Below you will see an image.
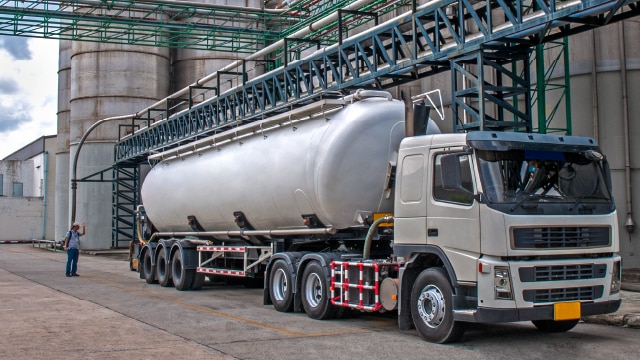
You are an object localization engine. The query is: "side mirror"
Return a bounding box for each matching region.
[440,153,473,195]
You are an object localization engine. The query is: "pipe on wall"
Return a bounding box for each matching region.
[618,22,635,233]
[591,30,600,142]
[41,151,48,240]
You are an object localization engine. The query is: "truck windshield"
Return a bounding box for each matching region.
[476,149,612,209]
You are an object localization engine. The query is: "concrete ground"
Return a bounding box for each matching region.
[581,268,640,328]
[1,244,638,360]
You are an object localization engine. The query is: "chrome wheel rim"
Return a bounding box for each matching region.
[416,285,445,328]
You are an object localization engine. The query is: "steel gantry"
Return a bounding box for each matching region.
[0,0,403,52]
[115,0,640,162]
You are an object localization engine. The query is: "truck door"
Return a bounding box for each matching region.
[426,149,480,283]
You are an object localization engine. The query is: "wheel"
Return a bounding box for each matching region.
[172,252,194,291]
[269,260,294,312]
[157,249,173,287]
[191,272,205,290]
[532,319,579,333]
[301,261,336,319]
[142,250,157,284]
[411,267,465,343]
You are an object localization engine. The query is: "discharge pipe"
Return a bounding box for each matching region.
[363,215,393,259]
[618,22,635,233]
[70,115,135,226]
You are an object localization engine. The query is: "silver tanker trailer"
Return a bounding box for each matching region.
[133,90,621,343]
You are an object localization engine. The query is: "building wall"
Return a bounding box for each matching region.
[0,136,57,240]
[0,197,45,241]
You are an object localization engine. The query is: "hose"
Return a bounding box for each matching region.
[362,215,394,259]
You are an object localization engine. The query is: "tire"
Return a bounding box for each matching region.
[157,250,173,287]
[269,260,294,312]
[532,319,579,333]
[142,250,157,284]
[301,261,336,319]
[411,267,465,343]
[172,252,195,291]
[191,272,205,290]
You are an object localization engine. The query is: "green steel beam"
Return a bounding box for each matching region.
[0,0,408,52]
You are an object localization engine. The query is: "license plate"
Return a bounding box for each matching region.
[554,302,581,321]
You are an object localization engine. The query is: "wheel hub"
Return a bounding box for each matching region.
[416,285,445,328]
[272,268,288,301]
[305,273,322,308]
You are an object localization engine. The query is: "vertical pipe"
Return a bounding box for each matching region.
[618,22,635,233]
[563,36,572,135]
[41,151,48,240]
[535,44,546,134]
[591,30,600,141]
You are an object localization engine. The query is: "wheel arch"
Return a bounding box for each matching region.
[397,245,459,331]
[170,240,199,270]
[264,252,304,307]
[140,242,158,266]
[294,253,341,313]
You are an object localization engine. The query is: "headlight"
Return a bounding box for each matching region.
[494,266,513,300]
[610,261,621,294]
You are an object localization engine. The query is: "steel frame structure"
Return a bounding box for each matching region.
[0,0,403,52]
[116,0,640,161]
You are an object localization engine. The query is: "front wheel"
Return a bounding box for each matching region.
[301,261,337,320]
[269,260,294,312]
[532,319,579,333]
[411,267,465,343]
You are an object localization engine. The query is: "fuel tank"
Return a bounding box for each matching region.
[141,95,405,233]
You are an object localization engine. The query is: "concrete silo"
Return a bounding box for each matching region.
[171,0,265,109]
[55,39,72,242]
[69,41,170,249]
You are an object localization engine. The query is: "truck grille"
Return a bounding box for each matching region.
[512,226,610,249]
[519,264,607,282]
[523,286,603,303]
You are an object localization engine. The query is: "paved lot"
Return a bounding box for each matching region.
[1,244,639,360]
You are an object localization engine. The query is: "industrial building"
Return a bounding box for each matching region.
[0,0,638,267]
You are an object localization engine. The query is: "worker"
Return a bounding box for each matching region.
[64,222,86,277]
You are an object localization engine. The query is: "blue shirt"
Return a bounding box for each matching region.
[66,230,81,249]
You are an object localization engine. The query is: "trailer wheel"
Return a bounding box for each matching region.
[301,261,336,319]
[157,250,173,287]
[269,260,294,312]
[142,250,156,284]
[172,253,194,291]
[532,319,579,333]
[411,267,465,343]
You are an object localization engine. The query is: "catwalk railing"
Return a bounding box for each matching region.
[115,0,640,161]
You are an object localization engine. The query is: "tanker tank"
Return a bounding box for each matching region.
[141,95,407,235]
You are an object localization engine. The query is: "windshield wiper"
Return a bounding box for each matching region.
[569,195,609,211]
[510,194,542,212]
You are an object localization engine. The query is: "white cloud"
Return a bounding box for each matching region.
[0,37,58,159]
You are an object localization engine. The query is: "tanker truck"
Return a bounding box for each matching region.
[132,89,621,343]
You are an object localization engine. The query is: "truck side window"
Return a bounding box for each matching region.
[400,154,425,203]
[433,153,473,205]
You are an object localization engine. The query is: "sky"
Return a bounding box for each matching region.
[0,36,59,159]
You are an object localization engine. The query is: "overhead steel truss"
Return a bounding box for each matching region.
[115,0,640,161]
[0,0,403,52]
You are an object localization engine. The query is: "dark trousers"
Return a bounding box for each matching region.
[66,248,79,275]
